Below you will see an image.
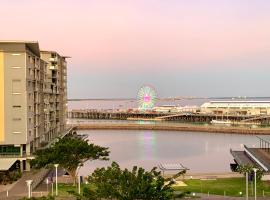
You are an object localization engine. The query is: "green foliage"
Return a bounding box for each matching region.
[31,136,109,183]
[236,164,264,181]
[81,162,174,200]
[0,169,22,184]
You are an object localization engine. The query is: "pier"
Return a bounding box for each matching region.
[68,109,270,124]
[68,109,167,120]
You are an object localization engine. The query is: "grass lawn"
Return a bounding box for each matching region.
[52,178,270,198]
[174,178,270,197]
[49,183,89,198]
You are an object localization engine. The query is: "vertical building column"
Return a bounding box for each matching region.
[0,52,4,142]
[20,160,24,172]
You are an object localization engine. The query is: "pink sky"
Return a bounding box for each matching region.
[1,0,270,97]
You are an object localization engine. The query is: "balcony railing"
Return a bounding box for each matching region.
[49,65,58,70]
[0,152,32,158]
[49,57,58,62]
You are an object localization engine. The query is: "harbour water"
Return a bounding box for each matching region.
[72,98,269,176]
[78,130,260,176]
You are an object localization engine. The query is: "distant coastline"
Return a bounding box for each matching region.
[68,97,270,101]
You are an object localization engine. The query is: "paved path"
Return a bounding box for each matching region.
[184,172,242,179]
[0,169,50,200]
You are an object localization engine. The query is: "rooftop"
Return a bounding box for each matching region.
[210,101,270,103]
[230,150,259,167]
[0,40,40,56]
[201,101,270,108]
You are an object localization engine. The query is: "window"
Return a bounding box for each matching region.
[13,105,21,108]
[0,146,20,155]
[13,118,21,121]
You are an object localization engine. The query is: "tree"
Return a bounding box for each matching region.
[236,164,264,181]
[81,162,176,200]
[31,136,109,184]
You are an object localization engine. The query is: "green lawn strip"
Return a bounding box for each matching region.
[52,179,270,198]
[51,183,88,197]
[174,178,270,197]
[57,184,76,197]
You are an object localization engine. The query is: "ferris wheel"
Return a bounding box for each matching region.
[137,85,157,110]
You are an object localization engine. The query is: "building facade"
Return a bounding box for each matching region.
[41,51,68,144]
[201,101,270,116]
[153,105,199,113]
[0,41,68,171]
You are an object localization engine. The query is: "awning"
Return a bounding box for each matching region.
[0,158,18,170]
[159,163,189,171]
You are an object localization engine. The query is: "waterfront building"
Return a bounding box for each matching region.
[201,101,270,116]
[153,105,199,113]
[0,41,68,171]
[231,136,270,178]
[40,51,68,142]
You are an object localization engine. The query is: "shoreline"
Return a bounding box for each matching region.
[71,122,270,135]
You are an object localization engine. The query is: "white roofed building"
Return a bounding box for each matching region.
[200,101,270,116]
[153,105,199,113]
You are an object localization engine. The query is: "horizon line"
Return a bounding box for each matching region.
[68,96,270,101]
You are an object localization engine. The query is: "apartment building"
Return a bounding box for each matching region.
[0,41,68,171]
[41,51,67,144]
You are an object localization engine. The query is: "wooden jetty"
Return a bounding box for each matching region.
[68,109,166,120]
[68,109,270,124]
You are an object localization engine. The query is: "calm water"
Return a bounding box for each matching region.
[73,98,269,176]
[78,130,260,176]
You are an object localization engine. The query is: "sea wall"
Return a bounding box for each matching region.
[71,123,270,135]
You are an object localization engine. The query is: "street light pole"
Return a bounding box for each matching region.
[253,168,258,200]
[246,172,248,200]
[54,164,59,196]
[78,175,81,194]
[26,180,33,198]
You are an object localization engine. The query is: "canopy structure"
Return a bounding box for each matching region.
[158,163,189,175]
[0,158,18,171]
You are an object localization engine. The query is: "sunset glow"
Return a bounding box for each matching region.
[1,0,270,98]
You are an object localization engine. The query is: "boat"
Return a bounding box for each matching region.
[210,120,232,125]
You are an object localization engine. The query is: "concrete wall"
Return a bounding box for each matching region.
[0,52,4,143]
[3,52,27,145]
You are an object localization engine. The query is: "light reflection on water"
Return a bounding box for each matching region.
[138,132,157,160]
[79,130,259,176]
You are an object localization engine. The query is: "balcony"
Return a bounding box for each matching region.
[0,152,33,158]
[49,65,58,70]
[52,73,58,78]
[49,57,58,62]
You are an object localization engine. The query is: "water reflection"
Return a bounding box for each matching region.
[138,131,157,160]
[79,130,259,176]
